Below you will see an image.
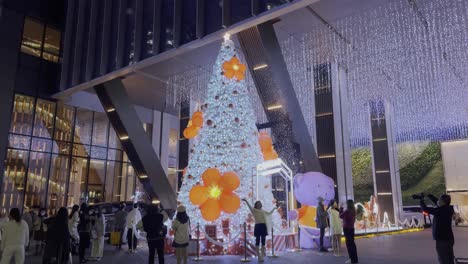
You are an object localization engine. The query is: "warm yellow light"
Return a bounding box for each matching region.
[223,33,231,40]
[267,105,282,110]
[208,185,222,199]
[139,175,148,179]
[233,64,239,71]
[120,135,129,140]
[152,199,160,204]
[254,64,268,70]
[106,108,115,113]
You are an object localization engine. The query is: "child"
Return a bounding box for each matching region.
[242,199,277,262]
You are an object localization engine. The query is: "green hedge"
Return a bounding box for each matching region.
[351,148,374,203]
[399,142,441,190]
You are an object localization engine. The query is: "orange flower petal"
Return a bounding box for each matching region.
[200,198,221,221]
[231,57,240,65]
[189,185,209,206]
[224,69,235,79]
[220,192,240,214]
[239,63,246,72]
[202,168,221,185]
[220,171,240,191]
[222,61,232,71]
[235,72,245,81]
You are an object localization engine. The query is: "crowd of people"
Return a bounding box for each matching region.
[0,203,189,264]
[0,193,455,264]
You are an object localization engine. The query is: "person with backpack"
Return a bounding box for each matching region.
[0,208,29,264]
[142,204,166,264]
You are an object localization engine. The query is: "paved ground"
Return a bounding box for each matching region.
[25,227,468,264]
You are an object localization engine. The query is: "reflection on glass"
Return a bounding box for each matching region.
[106,161,121,202]
[20,18,44,58]
[91,146,107,159]
[92,112,109,147]
[107,148,123,161]
[88,159,105,204]
[43,27,61,63]
[24,152,50,209]
[142,0,154,58]
[1,149,28,214]
[125,164,136,201]
[160,0,175,51]
[53,141,71,155]
[72,144,91,157]
[54,104,75,142]
[31,138,52,152]
[8,134,31,150]
[74,109,93,145]
[108,127,121,149]
[181,0,196,45]
[10,94,35,135]
[68,157,88,206]
[48,155,69,211]
[33,99,56,138]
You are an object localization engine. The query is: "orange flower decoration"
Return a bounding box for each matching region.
[189,168,241,221]
[222,56,246,81]
[258,132,279,160]
[183,111,204,139]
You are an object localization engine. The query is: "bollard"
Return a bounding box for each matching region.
[240,222,251,262]
[193,223,203,261]
[269,227,278,258]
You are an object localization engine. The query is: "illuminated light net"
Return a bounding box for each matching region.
[167,0,468,152]
[176,37,282,239]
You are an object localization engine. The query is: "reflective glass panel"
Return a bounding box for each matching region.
[8,134,31,150]
[33,99,56,138]
[72,144,91,158]
[160,0,175,51]
[91,146,107,160]
[68,157,88,206]
[54,104,75,142]
[48,154,70,211]
[53,141,71,155]
[74,109,93,145]
[31,137,53,152]
[181,0,196,44]
[106,161,122,202]
[1,149,29,214]
[21,18,44,58]
[88,159,105,204]
[92,112,109,147]
[10,94,35,135]
[24,151,50,209]
[43,26,61,63]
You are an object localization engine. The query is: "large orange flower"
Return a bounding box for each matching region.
[222,56,246,81]
[189,168,241,221]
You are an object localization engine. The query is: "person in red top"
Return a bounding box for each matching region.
[340,199,359,264]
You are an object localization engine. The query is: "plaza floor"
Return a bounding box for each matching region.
[25,227,468,264]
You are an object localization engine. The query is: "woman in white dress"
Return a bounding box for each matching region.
[90,207,106,261]
[328,200,343,256]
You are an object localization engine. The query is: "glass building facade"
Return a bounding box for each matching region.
[2,94,152,215]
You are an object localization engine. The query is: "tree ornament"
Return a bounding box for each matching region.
[222,57,247,81]
[207,119,213,126]
[228,103,234,108]
[189,168,241,221]
[234,117,239,123]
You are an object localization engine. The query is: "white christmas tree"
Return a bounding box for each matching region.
[178,35,282,239]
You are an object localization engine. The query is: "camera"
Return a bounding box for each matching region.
[412,192,425,200]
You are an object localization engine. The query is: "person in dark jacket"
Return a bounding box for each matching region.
[78,203,91,263]
[316,197,329,252]
[114,203,128,250]
[43,207,71,264]
[340,199,358,264]
[142,204,165,264]
[420,194,455,264]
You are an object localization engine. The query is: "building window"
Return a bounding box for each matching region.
[1,94,143,215]
[20,17,61,63]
